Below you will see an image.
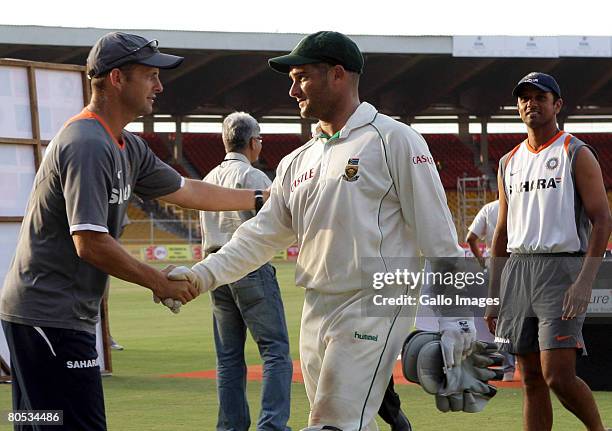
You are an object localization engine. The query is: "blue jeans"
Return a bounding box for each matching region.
[211,263,292,431]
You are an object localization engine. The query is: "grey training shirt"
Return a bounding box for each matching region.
[0,109,182,333]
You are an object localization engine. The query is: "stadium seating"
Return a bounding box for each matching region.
[476,133,612,188]
[179,133,303,177]
[422,134,483,189]
[181,133,227,177]
[259,134,304,168]
[138,132,172,162]
[473,133,524,169]
[120,132,612,245]
[574,134,612,188]
[136,131,612,189]
[172,132,484,188]
[121,203,188,244]
[169,162,190,178]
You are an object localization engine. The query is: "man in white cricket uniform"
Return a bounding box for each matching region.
[169,32,475,430]
[486,72,611,431]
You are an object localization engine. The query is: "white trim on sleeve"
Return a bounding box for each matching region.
[180,176,186,188]
[70,224,109,234]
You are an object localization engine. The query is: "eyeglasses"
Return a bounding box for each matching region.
[252,136,263,143]
[89,39,159,78]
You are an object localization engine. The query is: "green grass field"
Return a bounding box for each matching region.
[0,261,609,430]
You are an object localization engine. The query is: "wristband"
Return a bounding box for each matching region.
[254,189,264,213]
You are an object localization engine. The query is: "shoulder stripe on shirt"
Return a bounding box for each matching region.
[504,143,522,168]
[563,134,572,155]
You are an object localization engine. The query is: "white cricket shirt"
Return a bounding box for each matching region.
[196,102,463,293]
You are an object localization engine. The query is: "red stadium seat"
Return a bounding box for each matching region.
[422,134,483,189]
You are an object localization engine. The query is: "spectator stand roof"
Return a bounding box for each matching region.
[1,25,611,123]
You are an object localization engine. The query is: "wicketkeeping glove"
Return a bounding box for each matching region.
[167,265,213,293]
[435,340,503,412]
[154,265,214,314]
[401,330,503,413]
[439,317,476,369]
[153,294,182,314]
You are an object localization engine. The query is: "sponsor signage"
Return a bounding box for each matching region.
[588,289,612,315]
[454,36,611,58]
[558,36,611,57]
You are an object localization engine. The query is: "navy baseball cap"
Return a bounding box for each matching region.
[512,72,561,98]
[269,31,364,74]
[87,32,184,78]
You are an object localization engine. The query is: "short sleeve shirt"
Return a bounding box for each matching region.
[467,200,499,255]
[0,109,182,333]
[200,152,272,253]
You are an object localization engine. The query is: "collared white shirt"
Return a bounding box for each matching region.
[200,152,271,254]
[200,103,463,293]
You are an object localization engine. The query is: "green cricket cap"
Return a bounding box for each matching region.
[268,31,364,74]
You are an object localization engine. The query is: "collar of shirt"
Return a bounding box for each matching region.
[223,152,251,164]
[312,102,378,143]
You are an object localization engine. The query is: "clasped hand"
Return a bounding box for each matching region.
[152,265,202,314]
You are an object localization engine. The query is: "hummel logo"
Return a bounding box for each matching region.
[354,331,378,342]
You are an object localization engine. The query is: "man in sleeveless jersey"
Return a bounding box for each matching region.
[0,32,265,430]
[485,72,611,431]
[165,31,476,431]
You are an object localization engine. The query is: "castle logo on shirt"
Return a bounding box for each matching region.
[342,158,360,182]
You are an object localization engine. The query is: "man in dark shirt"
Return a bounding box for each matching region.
[0,32,263,430]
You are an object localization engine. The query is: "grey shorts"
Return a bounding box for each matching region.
[495,253,587,355]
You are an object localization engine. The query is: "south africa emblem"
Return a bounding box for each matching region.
[342,158,360,182]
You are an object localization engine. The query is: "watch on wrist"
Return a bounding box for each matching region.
[254,189,264,213]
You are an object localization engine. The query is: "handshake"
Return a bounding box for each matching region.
[152,265,213,314]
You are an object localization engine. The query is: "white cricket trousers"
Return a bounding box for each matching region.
[299,288,414,431]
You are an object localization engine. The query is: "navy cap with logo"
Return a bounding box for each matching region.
[268,31,364,74]
[87,32,184,78]
[512,72,561,98]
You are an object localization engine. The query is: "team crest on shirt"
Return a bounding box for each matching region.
[342,158,360,182]
[545,157,559,170]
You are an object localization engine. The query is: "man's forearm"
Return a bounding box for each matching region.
[467,238,485,268]
[164,179,258,211]
[469,243,483,260]
[76,233,164,292]
[577,219,612,284]
[487,231,509,306]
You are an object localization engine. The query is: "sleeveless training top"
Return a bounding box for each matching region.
[500,131,593,254]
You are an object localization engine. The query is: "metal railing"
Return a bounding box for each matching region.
[120,218,202,244]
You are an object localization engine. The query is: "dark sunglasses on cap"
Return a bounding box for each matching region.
[88,39,160,78]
